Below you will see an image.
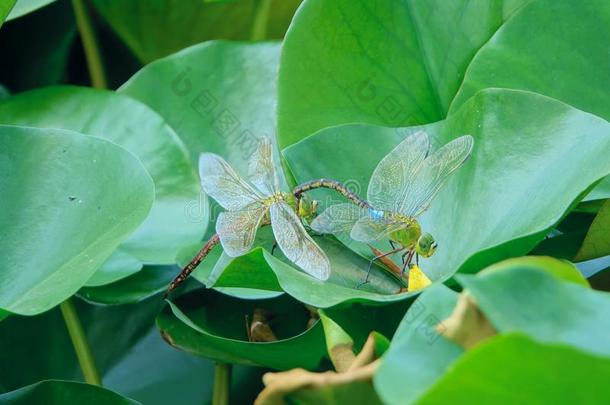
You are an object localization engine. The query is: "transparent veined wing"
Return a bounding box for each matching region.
[248,137,280,195]
[310,203,367,234]
[400,135,474,217]
[199,153,262,210]
[216,202,268,257]
[270,202,330,280]
[367,131,429,212]
[350,212,409,243]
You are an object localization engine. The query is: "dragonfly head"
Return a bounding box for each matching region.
[416,233,437,258]
[297,195,319,221]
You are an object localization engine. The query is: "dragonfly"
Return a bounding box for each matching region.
[166,137,330,295]
[310,131,474,285]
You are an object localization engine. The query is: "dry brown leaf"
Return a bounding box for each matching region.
[255,360,380,405]
[255,333,382,405]
[247,308,277,342]
[436,292,497,348]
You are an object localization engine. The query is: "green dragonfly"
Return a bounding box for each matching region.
[166,137,329,295]
[311,131,474,284]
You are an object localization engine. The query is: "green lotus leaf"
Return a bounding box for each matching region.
[119,41,281,173]
[480,256,588,287]
[0,380,140,404]
[84,249,143,288]
[0,125,154,315]
[450,0,610,200]
[417,334,610,404]
[204,236,408,308]
[278,0,610,200]
[277,0,529,148]
[456,263,610,357]
[0,86,206,265]
[284,89,610,294]
[157,289,328,370]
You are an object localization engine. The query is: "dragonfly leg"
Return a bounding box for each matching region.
[416,253,419,266]
[357,246,404,289]
[401,250,415,275]
[389,240,397,250]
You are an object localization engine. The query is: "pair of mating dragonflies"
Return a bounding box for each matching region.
[166,131,473,294]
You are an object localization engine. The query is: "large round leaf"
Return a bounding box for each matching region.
[0,86,206,265]
[0,380,140,404]
[452,0,610,128]
[451,0,610,200]
[418,333,610,404]
[277,0,528,148]
[0,126,154,315]
[278,0,610,200]
[119,40,281,172]
[84,249,143,287]
[92,0,301,63]
[457,263,610,357]
[157,289,328,370]
[284,89,610,289]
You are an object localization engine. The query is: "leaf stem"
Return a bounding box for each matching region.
[212,362,232,405]
[71,0,107,89]
[250,0,272,41]
[60,298,102,386]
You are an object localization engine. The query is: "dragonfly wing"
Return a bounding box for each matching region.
[199,153,262,210]
[350,214,407,243]
[310,203,367,234]
[367,131,429,212]
[270,202,331,280]
[248,137,280,195]
[401,135,474,217]
[216,202,267,257]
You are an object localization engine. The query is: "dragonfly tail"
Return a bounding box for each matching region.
[164,233,221,298]
[292,178,371,208]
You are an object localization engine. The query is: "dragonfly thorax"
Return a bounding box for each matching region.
[264,192,290,206]
[390,220,422,249]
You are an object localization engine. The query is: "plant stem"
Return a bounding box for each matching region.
[212,362,232,405]
[60,298,102,386]
[250,0,272,41]
[71,0,107,89]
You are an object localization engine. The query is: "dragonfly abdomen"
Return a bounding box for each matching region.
[293,178,370,208]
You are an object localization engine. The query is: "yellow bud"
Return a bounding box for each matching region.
[407,264,432,292]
